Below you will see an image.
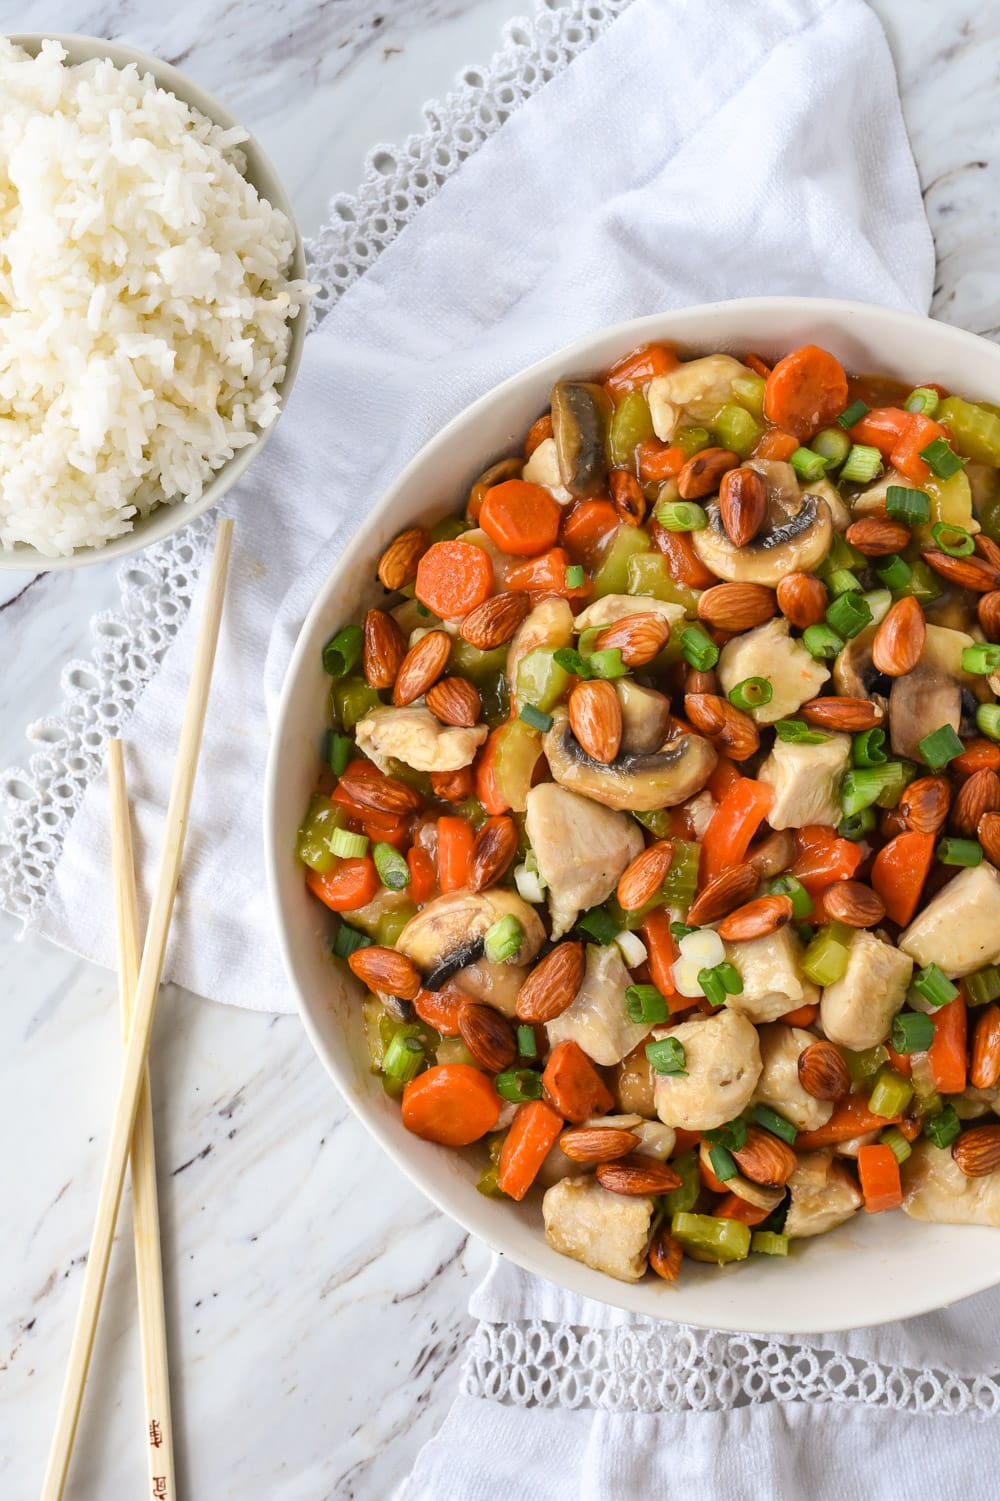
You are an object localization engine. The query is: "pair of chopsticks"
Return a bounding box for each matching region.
[41,519,235,1501]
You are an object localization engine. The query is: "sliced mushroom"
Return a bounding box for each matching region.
[507,596,574,696]
[902,1138,1000,1226]
[615,680,673,754]
[692,459,833,585]
[396,889,545,983]
[453,957,529,1018]
[888,623,977,763]
[610,1040,658,1117]
[551,381,612,497]
[542,707,717,812]
[784,1150,862,1239]
[647,354,753,440]
[832,622,891,702]
[355,706,488,773]
[805,476,850,531]
[525,783,643,938]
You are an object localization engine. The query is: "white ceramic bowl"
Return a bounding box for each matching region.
[265,297,1000,1333]
[1,34,307,572]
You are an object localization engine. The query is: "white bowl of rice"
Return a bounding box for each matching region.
[0,35,311,568]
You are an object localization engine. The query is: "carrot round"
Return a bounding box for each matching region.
[401,1064,501,1146]
[857,1143,903,1214]
[890,413,948,484]
[742,352,772,379]
[849,406,912,455]
[699,1153,730,1195]
[412,985,464,1036]
[781,1002,819,1028]
[305,858,379,912]
[871,830,935,926]
[604,342,678,401]
[407,845,436,904]
[479,479,561,556]
[753,427,800,461]
[928,995,967,1095]
[636,438,686,482]
[497,1099,564,1201]
[436,815,474,893]
[790,831,863,894]
[525,413,553,457]
[794,1095,899,1150]
[541,1040,613,1123]
[560,498,620,568]
[952,739,1000,776]
[415,539,494,620]
[763,344,849,439]
[649,521,718,589]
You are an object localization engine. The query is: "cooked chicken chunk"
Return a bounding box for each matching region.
[355,706,487,773]
[753,1023,834,1133]
[526,783,643,939]
[573,594,687,633]
[724,928,820,1025]
[546,942,649,1066]
[506,596,574,698]
[819,929,912,1051]
[653,1008,762,1131]
[542,1175,654,1282]
[902,1139,1000,1225]
[757,733,851,830]
[521,435,574,504]
[647,355,753,441]
[718,618,830,725]
[899,863,1000,978]
[784,1150,862,1238]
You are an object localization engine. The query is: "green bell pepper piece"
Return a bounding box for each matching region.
[660,839,701,908]
[843,1044,888,1086]
[448,638,509,684]
[625,551,701,614]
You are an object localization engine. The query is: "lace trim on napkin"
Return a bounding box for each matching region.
[0,0,630,923]
[461,1318,1000,1418]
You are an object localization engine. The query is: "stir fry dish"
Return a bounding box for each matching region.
[298,340,1000,1284]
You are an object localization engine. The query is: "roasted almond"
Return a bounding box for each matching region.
[799,696,884,731]
[978,810,1000,866]
[684,692,759,761]
[900,775,952,835]
[923,549,1000,593]
[716,894,793,942]
[719,465,768,547]
[337,765,423,814]
[821,880,886,928]
[845,515,911,557]
[975,533,1000,570]
[569,679,622,763]
[429,766,474,803]
[596,1154,682,1196]
[977,590,1000,643]
[952,1124,1000,1178]
[468,456,523,516]
[732,1125,798,1187]
[348,945,422,1000]
[559,1126,640,1163]
[872,596,926,677]
[676,446,739,500]
[970,1005,1000,1090]
[697,581,777,632]
[362,607,408,690]
[797,1040,851,1102]
[460,590,531,650]
[516,941,585,1023]
[426,676,482,728]
[776,571,828,629]
[746,829,797,880]
[393,630,452,706]
[609,468,646,525]
[617,840,675,912]
[684,666,718,696]
[377,526,430,591]
[467,815,518,893]
[458,1001,517,1073]
[594,612,671,667]
[648,1226,683,1282]
[952,768,1000,837]
[686,861,759,926]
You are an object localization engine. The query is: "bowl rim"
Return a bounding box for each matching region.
[264,296,1000,1331]
[0,32,308,573]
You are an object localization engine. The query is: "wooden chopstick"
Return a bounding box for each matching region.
[41,518,234,1501]
[107,738,176,1500]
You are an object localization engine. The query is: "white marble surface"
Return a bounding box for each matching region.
[3,2,1000,1497]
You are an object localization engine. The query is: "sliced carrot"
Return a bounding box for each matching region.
[951,739,1000,776]
[649,520,718,589]
[706,756,742,801]
[407,846,436,904]
[503,546,591,598]
[560,498,620,568]
[525,412,553,457]
[671,1128,702,1154]
[753,427,800,461]
[636,438,686,482]
[641,908,688,1009]
[790,831,863,895]
[712,1193,773,1227]
[763,344,849,439]
[437,815,474,893]
[699,1154,730,1195]
[781,1002,819,1028]
[305,858,379,913]
[743,352,772,378]
[429,766,475,803]
[849,406,912,456]
[479,479,562,556]
[871,830,935,926]
[604,342,678,401]
[700,778,774,886]
[884,1040,913,1080]
[794,1095,900,1150]
[542,1039,613,1123]
[497,1099,564,1201]
[928,995,967,1095]
[412,985,463,1036]
[890,413,948,485]
[415,539,494,620]
[857,1143,903,1213]
[474,726,510,816]
[401,1064,501,1146]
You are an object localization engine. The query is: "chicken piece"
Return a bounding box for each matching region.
[647,354,753,441]
[546,942,649,1067]
[525,783,643,939]
[355,706,487,773]
[542,1175,654,1282]
[902,1139,1000,1225]
[717,618,830,725]
[784,1150,862,1238]
[819,929,912,1051]
[684,790,717,840]
[724,928,820,1025]
[899,863,1000,978]
[521,435,575,504]
[752,1023,834,1133]
[573,594,687,633]
[757,733,851,831]
[506,596,575,700]
[653,1008,762,1131]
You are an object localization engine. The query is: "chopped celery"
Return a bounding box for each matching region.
[661,1149,700,1215]
[673,426,711,459]
[750,1231,789,1257]
[383,758,433,797]
[375,904,418,947]
[801,922,852,986]
[924,470,975,532]
[671,1212,751,1264]
[880,1126,913,1165]
[868,1063,914,1119]
[383,1030,425,1083]
[492,719,543,813]
[731,372,766,419]
[626,551,702,614]
[329,675,382,732]
[936,396,1000,467]
[660,839,701,908]
[295,794,347,874]
[476,1162,506,1198]
[843,1044,888,1086]
[895,557,942,605]
[711,403,762,458]
[633,808,673,839]
[436,1036,478,1067]
[812,426,852,467]
[362,997,389,1072]
[448,638,510,685]
[430,514,469,543]
[592,525,652,597]
[515,648,571,715]
[340,887,416,939]
[609,389,655,468]
[965,964,1000,1007]
[820,531,867,575]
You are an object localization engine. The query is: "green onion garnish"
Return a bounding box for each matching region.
[841,764,905,817]
[885,485,931,524]
[826,590,873,640]
[332,923,375,960]
[520,703,554,732]
[484,914,524,963]
[905,387,940,418]
[837,400,870,430]
[656,500,708,531]
[920,437,967,478]
[875,554,912,591]
[840,444,882,484]
[373,841,410,889]
[868,1064,914,1119]
[709,1144,738,1182]
[801,623,843,661]
[553,646,591,679]
[705,1118,749,1151]
[728,676,773,711]
[382,1031,425,1083]
[880,1126,913,1165]
[891,1011,935,1054]
[812,427,852,466]
[415,601,431,618]
[774,719,831,744]
[918,723,965,770]
[645,1035,688,1076]
[565,564,585,588]
[516,1024,538,1059]
[328,732,354,776]
[912,962,959,1009]
[976,704,1000,742]
[626,984,670,1024]
[698,967,727,1008]
[924,1104,961,1149]
[829,569,864,599]
[750,1104,798,1145]
[751,1230,790,1256]
[589,648,629,680]
[965,964,1000,1007]
[936,837,982,867]
[680,626,719,672]
[838,807,877,841]
[852,727,888,767]
[789,446,829,483]
[322,624,364,677]
[931,521,975,557]
[331,827,370,859]
[962,644,1000,675]
[670,921,697,940]
[768,875,814,920]
[577,906,621,945]
[495,1067,543,1103]
[716,962,743,994]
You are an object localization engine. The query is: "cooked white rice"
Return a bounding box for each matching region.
[0,38,310,556]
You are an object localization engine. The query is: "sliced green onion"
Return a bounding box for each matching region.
[709,1144,738,1182]
[965,964,1000,1007]
[322,624,364,677]
[962,644,1000,675]
[553,646,592,679]
[495,1067,543,1103]
[373,841,410,890]
[924,1104,961,1149]
[715,962,743,994]
[750,1104,798,1145]
[891,1011,936,1054]
[484,914,524,963]
[852,727,887,767]
[931,521,975,557]
[705,1118,749,1151]
[645,1035,688,1076]
[674,425,711,458]
[920,437,967,478]
[520,703,554,732]
[838,807,877,842]
[626,984,670,1024]
[840,444,882,484]
[837,399,870,429]
[841,764,904,816]
[655,500,708,531]
[671,1211,751,1264]
[937,837,982,867]
[332,923,375,960]
[698,967,727,1008]
[328,732,354,776]
[789,446,829,483]
[885,484,931,524]
[905,387,941,418]
[875,554,913,591]
[918,723,965,770]
[812,427,852,466]
[415,601,431,618]
[881,1126,913,1165]
[912,962,960,1008]
[565,564,585,588]
[751,1230,790,1256]
[875,761,915,809]
[382,1031,425,1083]
[589,648,629,680]
[826,590,873,640]
[774,719,831,744]
[331,827,370,859]
[577,906,621,945]
[828,568,863,598]
[868,1064,914,1119]
[976,704,1000,742]
[680,626,719,672]
[801,623,843,661]
[768,875,814,920]
[516,1024,538,1059]
[802,922,852,986]
[728,677,773,711]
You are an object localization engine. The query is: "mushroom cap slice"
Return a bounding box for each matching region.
[551,381,612,497]
[888,623,978,764]
[542,707,717,812]
[615,679,673,754]
[396,889,545,979]
[692,462,833,586]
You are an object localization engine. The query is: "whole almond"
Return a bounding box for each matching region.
[970,1005,1000,1089]
[923,550,1000,593]
[900,775,952,835]
[337,765,423,814]
[516,941,585,1023]
[686,862,759,926]
[978,811,1000,866]
[821,880,887,928]
[596,1154,682,1196]
[732,1125,798,1187]
[467,815,518,892]
[460,590,531,650]
[975,534,1000,570]
[393,630,452,706]
[872,596,926,677]
[952,768,1000,837]
[698,581,778,632]
[426,676,482,728]
[685,666,718,696]
[363,608,408,689]
[952,1124,1000,1178]
[617,840,676,912]
[845,515,912,557]
[797,1040,851,1102]
[429,767,473,803]
[746,829,797,880]
[559,1126,641,1163]
[716,894,793,941]
[609,468,646,526]
[977,590,1000,643]
[594,612,671,667]
[676,446,739,500]
[684,693,759,761]
[377,526,430,591]
[800,696,885,731]
[457,1001,517,1073]
[569,679,622,763]
[348,945,422,1000]
[777,571,828,629]
[719,466,768,547]
[648,1226,683,1282]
